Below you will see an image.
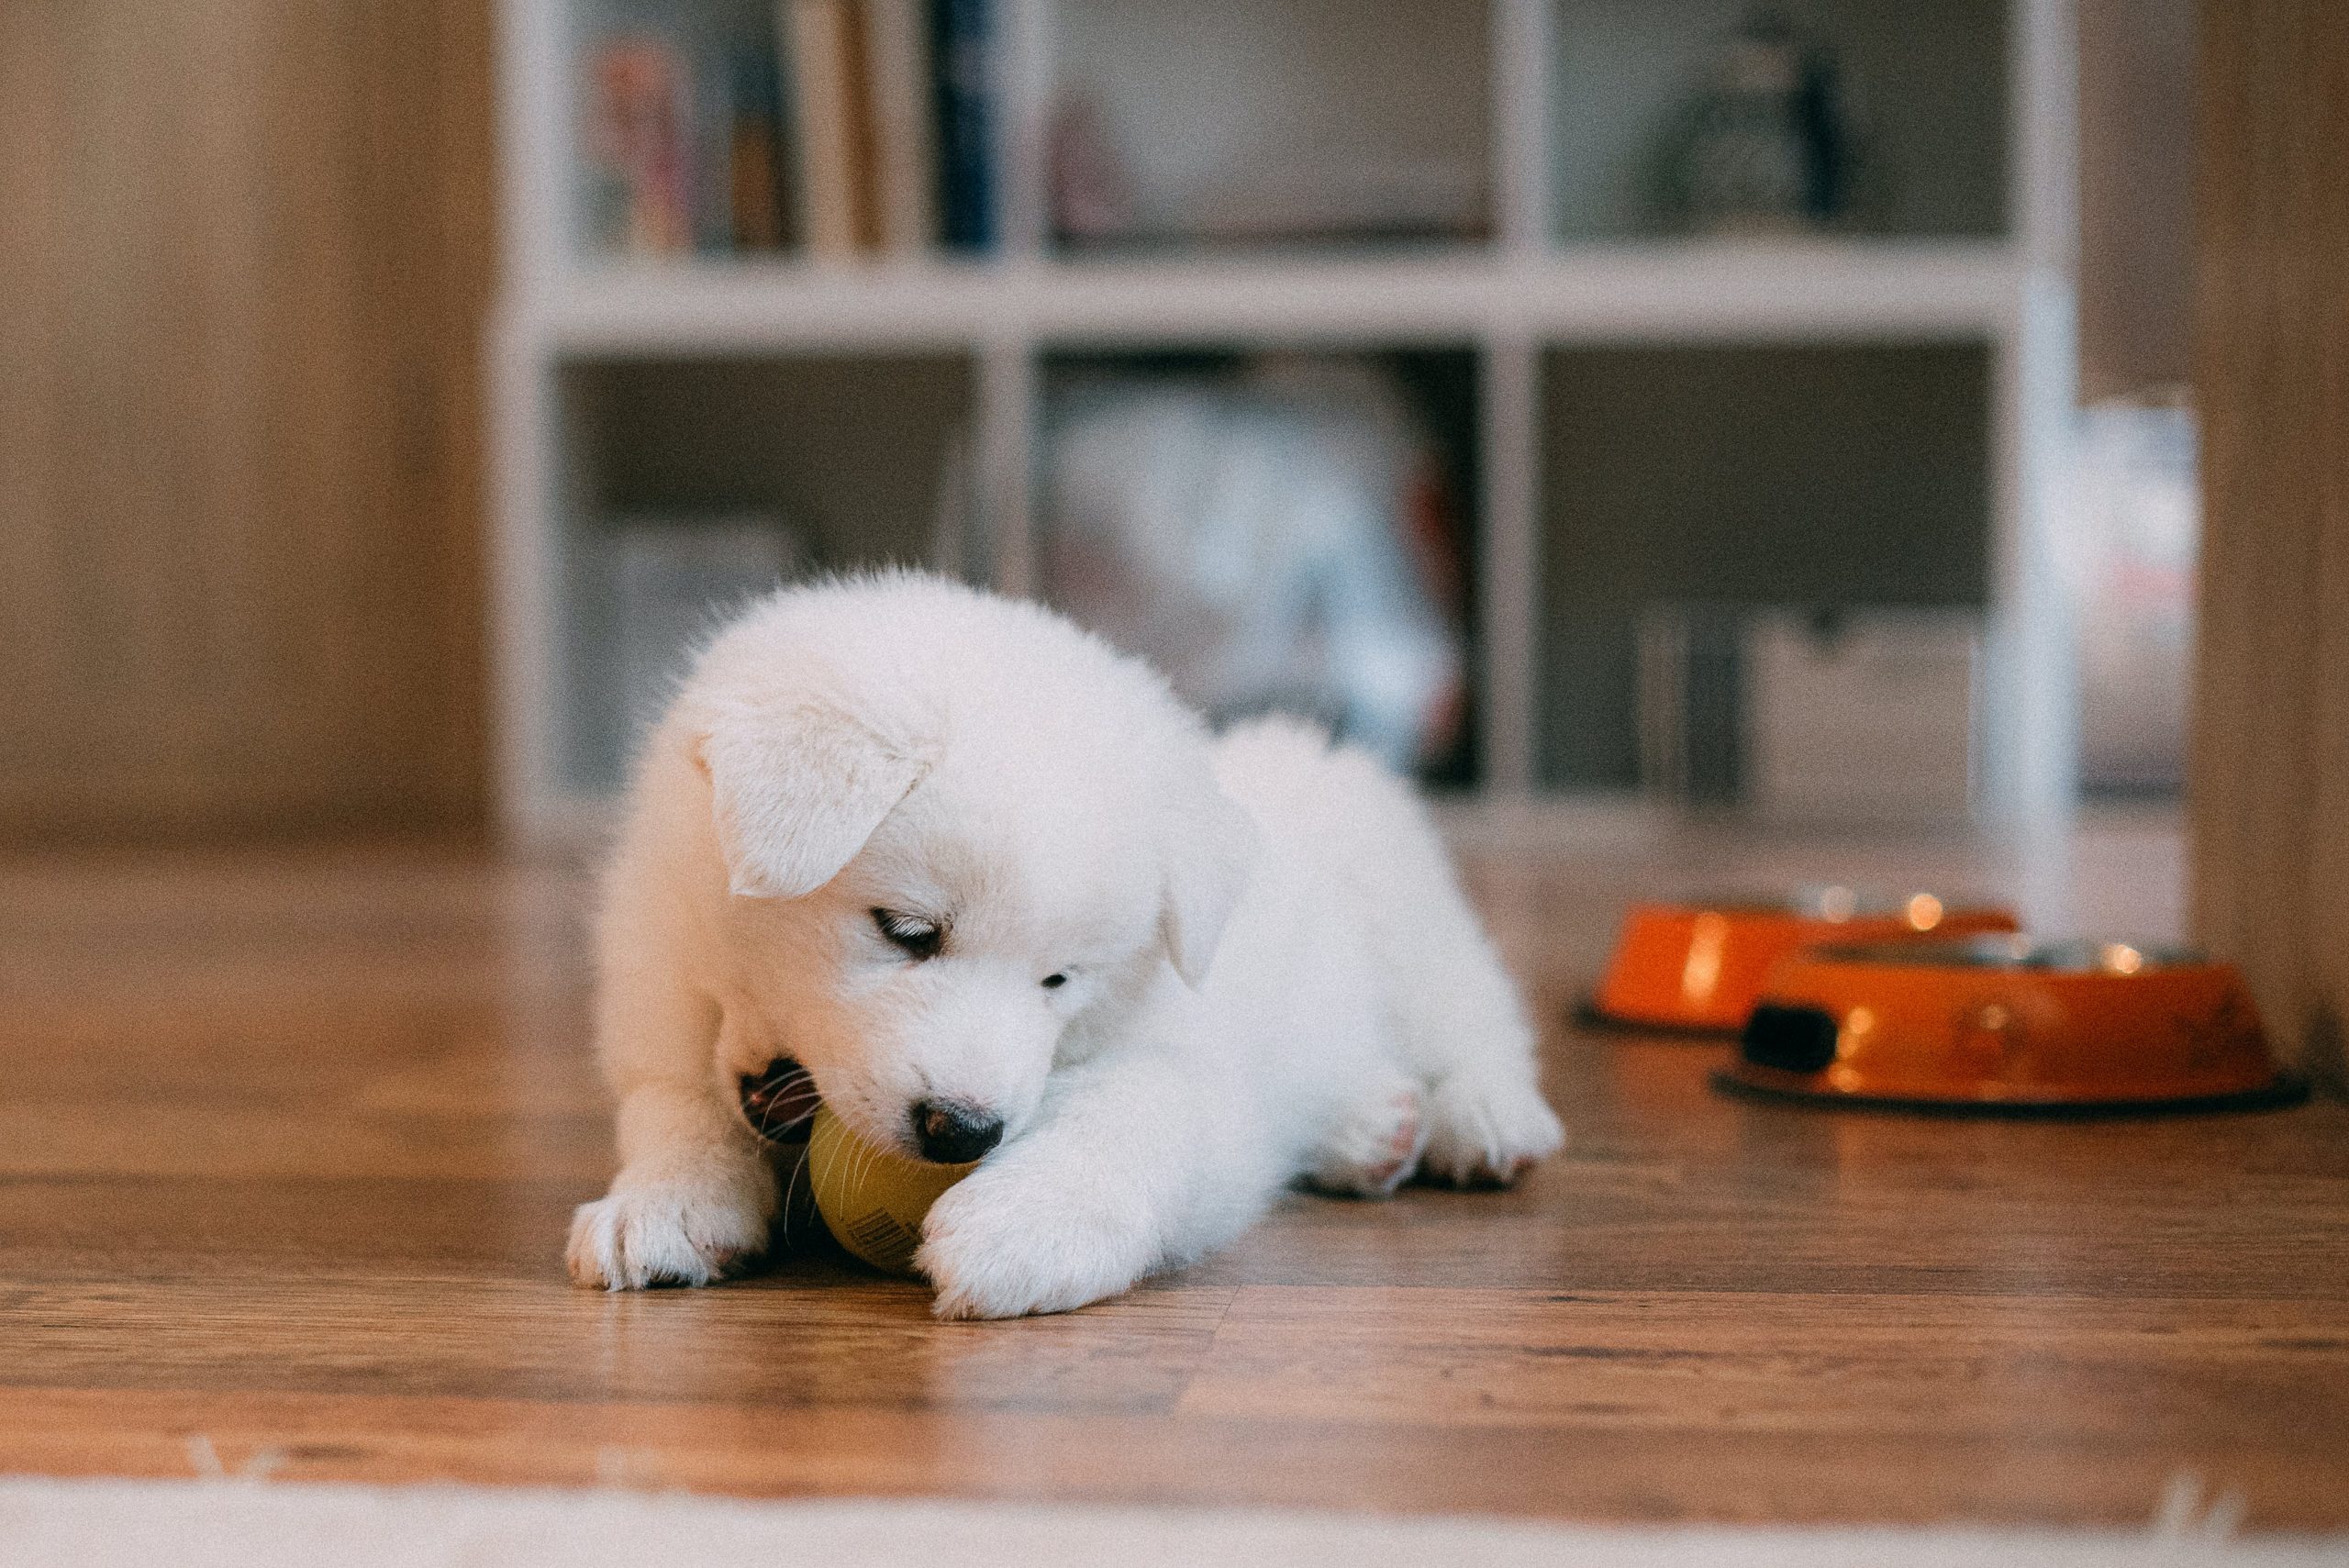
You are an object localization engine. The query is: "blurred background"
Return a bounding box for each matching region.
[0,0,2196,850]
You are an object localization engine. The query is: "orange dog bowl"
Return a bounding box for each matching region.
[1587,889,2018,1033]
[1715,937,2306,1114]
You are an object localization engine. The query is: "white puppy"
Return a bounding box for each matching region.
[567,573,1562,1318]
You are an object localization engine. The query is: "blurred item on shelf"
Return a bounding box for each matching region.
[600,514,802,747]
[582,36,696,255]
[1051,124,1486,250]
[1744,608,1976,822]
[1638,604,1979,822]
[1047,0,1489,251]
[1039,359,1470,779]
[2065,395,2196,796]
[1660,6,1865,236]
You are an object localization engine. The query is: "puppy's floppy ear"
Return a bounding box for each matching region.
[1160,783,1260,989]
[696,702,930,898]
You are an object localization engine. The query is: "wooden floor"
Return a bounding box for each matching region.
[2,820,2344,1529]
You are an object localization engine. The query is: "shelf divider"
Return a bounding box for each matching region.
[541,243,2028,356]
[1495,0,1555,257]
[980,336,1039,599]
[1479,332,1540,796]
[998,0,1053,261]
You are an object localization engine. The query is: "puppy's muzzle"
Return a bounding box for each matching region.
[910,1098,1003,1163]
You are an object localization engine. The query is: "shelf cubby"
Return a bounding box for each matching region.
[1535,339,1992,789]
[552,351,975,788]
[1550,0,2012,242]
[1033,344,1486,785]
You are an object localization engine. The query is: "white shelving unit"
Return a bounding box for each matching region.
[490,0,2078,845]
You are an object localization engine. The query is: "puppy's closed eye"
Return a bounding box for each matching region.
[872,907,945,960]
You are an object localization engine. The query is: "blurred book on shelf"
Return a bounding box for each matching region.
[581,38,696,255]
[1036,357,1472,783]
[578,0,993,261]
[864,0,940,253]
[727,41,792,250]
[930,0,996,250]
[781,0,878,254]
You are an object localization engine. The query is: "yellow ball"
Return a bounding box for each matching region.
[807,1103,978,1275]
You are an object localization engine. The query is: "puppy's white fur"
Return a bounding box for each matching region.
[568,574,1562,1318]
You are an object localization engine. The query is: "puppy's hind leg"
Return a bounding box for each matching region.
[1398,922,1563,1188]
[1338,772,1563,1187]
[1419,1061,1563,1188]
[1303,1067,1427,1198]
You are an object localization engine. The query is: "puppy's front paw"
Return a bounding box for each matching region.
[1419,1069,1565,1189]
[915,1169,1147,1320]
[566,1158,776,1289]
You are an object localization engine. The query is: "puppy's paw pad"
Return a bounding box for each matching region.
[1306,1084,1428,1198]
[1419,1072,1564,1190]
[565,1169,774,1290]
[916,1175,1139,1320]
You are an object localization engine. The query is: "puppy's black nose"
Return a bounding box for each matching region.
[909,1099,1003,1164]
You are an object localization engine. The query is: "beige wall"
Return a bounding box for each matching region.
[0,1,492,842]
